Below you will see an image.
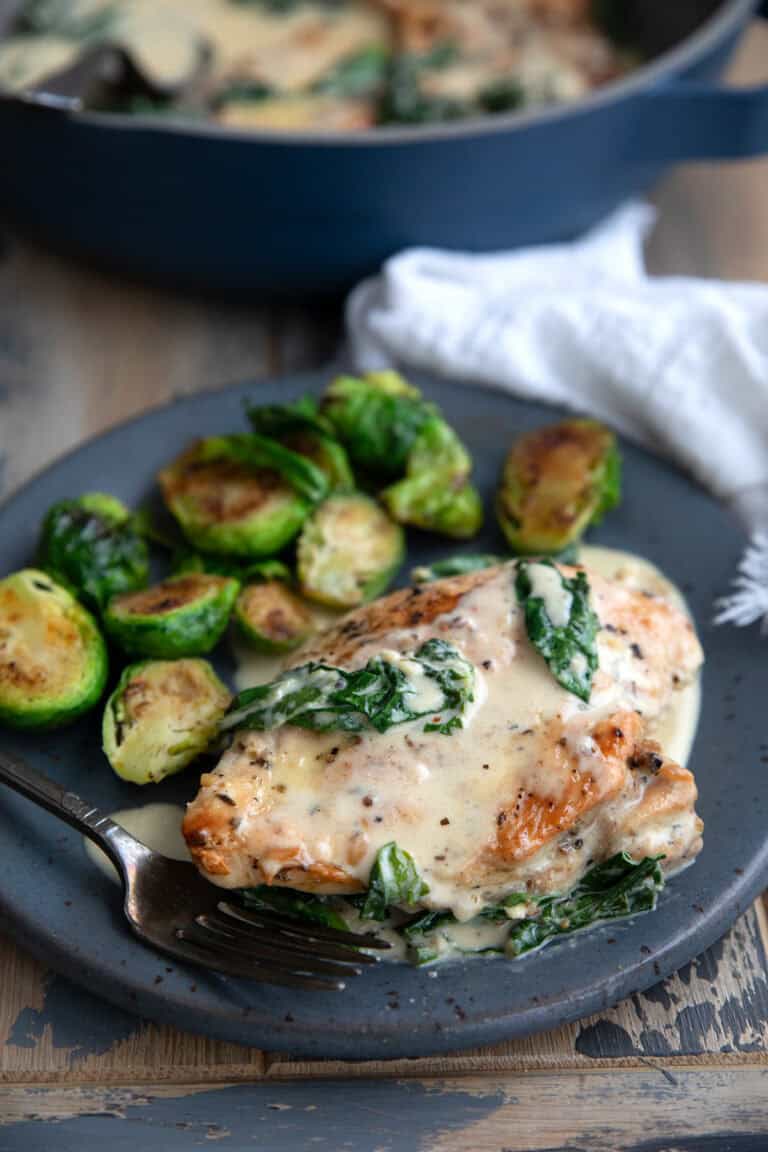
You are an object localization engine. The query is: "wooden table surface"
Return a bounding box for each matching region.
[1,23,768,1152]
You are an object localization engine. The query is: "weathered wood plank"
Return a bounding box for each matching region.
[2,1067,768,1151]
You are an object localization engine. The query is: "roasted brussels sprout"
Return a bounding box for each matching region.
[102,658,230,785]
[158,436,315,558]
[297,493,404,608]
[496,419,621,555]
[38,492,149,611]
[104,573,239,658]
[321,372,435,479]
[0,569,107,729]
[234,580,314,653]
[382,418,483,538]
[173,550,292,586]
[247,395,354,491]
[322,373,482,537]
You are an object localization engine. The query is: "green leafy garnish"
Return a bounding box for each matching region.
[242,886,349,932]
[478,79,524,114]
[314,44,389,98]
[400,908,455,940]
[506,853,664,957]
[515,559,599,702]
[221,638,475,736]
[395,855,664,962]
[214,80,272,107]
[360,842,429,921]
[411,554,501,584]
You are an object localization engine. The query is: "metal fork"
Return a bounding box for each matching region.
[0,751,389,991]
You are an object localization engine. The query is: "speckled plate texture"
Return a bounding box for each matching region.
[0,373,765,1060]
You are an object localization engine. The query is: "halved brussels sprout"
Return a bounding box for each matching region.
[173,550,292,586]
[102,658,230,785]
[247,395,354,491]
[321,372,435,479]
[158,437,312,558]
[0,569,107,729]
[38,492,149,611]
[382,418,483,538]
[104,573,239,658]
[496,419,622,555]
[297,493,404,609]
[234,580,315,653]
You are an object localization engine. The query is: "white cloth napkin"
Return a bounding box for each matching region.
[346,203,768,630]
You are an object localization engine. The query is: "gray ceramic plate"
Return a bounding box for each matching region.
[0,373,765,1060]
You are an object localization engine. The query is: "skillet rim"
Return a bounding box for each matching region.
[0,0,759,146]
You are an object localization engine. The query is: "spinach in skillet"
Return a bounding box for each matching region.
[221,638,475,736]
[515,559,599,702]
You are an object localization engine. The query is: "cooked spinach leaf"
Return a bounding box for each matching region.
[411,554,501,584]
[242,886,349,932]
[396,855,664,962]
[506,853,664,957]
[214,81,272,107]
[359,842,429,921]
[222,638,475,736]
[400,908,456,940]
[515,559,599,702]
[314,45,389,98]
[478,79,524,113]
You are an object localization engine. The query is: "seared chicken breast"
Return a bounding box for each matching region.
[184,554,703,920]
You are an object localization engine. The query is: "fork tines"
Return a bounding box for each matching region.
[175,901,391,991]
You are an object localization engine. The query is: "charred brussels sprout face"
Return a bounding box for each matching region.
[0,569,107,728]
[104,573,239,658]
[234,580,315,653]
[321,372,435,480]
[38,492,149,611]
[246,395,354,492]
[102,658,230,785]
[297,493,404,609]
[497,419,622,555]
[158,437,312,558]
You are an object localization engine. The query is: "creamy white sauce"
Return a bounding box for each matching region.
[526,560,573,627]
[84,802,189,883]
[100,547,700,965]
[220,547,702,934]
[232,604,341,692]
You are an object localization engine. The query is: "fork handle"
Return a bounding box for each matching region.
[0,749,141,878]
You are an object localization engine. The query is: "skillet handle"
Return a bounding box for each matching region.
[628,80,768,162]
